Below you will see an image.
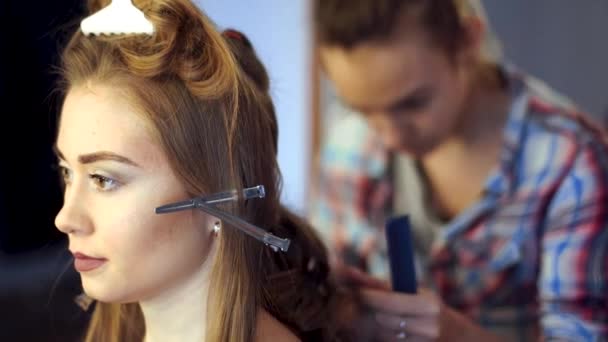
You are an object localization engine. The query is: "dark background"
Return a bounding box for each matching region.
[0,1,91,341]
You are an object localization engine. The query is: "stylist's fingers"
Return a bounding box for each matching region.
[375,312,440,340]
[374,328,431,342]
[361,288,440,316]
[374,329,406,341]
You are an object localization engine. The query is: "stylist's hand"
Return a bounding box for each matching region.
[335,263,504,342]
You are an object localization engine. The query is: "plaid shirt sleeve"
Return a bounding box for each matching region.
[309,114,390,269]
[539,139,608,341]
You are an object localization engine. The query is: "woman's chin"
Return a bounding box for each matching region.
[82,288,116,303]
[81,282,132,304]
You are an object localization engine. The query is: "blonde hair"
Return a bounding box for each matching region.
[59,0,351,341]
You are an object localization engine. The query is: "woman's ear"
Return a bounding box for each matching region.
[212,221,221,235]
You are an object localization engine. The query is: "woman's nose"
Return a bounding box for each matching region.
[54,187,93,236]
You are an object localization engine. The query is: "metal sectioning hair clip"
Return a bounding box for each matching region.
[80,0,154,36]
[155,185,291,252]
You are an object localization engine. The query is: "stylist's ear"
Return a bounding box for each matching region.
[458,16,485,65]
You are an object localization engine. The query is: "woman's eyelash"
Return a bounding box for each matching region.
[56,164,73,184]
[89,174,120,192]
[53,164,121,192]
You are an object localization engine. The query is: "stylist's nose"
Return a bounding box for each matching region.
[368,113,402,151]
[55,186,93,237]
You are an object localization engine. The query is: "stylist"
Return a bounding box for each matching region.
[311,0,608,340]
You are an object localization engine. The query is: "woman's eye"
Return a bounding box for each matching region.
[58,165,73,185]
[89,174,120,192]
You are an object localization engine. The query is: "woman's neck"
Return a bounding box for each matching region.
[141,261,212,342]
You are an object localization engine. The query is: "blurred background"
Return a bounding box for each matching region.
[204,0,608,214]
[1,0,606,340]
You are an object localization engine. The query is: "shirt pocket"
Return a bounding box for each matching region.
[451,219,528,275]
[478,203,533,274]
[487,239,523,272]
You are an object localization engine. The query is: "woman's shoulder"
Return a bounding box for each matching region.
[255,310,300,342]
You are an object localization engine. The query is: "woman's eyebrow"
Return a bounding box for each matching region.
[53,145,141,167]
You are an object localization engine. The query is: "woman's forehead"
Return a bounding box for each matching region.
[57,85,162,167]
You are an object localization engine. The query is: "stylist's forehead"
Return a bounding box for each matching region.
[320,34,437,114]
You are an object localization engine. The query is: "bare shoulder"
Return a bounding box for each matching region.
[255,309,301,342]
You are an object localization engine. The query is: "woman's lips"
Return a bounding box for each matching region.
[73,252,107,272]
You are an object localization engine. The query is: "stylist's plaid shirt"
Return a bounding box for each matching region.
[310,69,608,341]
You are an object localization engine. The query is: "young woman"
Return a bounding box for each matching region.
[54,1,353,341]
